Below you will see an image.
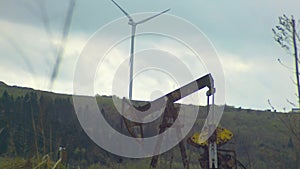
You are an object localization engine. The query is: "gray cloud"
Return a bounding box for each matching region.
[0,0,299,111]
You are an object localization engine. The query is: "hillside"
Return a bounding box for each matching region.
[0,82,299,168]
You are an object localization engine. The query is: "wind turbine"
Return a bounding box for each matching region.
[111,0,170,100]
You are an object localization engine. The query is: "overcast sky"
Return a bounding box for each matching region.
[1,0,300,111]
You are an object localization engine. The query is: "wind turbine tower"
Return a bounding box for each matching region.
[111,0,170,100]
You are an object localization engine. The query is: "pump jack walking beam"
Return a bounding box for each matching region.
[132,73,215,113]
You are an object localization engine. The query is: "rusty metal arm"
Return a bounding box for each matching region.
[132,73,214,112]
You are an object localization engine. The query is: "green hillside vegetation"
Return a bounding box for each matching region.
[0,81,69,99]
[0,82,299,168]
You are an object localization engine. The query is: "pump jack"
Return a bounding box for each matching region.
[121,74,246,169]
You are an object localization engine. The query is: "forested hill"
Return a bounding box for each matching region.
[0,82,299,169]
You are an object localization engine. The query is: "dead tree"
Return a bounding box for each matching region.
[272,15,300,107]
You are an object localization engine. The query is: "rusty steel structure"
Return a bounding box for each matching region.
[121,74,246,169]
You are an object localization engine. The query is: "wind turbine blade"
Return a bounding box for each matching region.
[111,0,133,20]
[136,9,170,24]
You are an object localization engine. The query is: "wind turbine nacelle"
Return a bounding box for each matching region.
[128,20,134,25]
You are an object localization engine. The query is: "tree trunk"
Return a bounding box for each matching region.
[292,17,300,108]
